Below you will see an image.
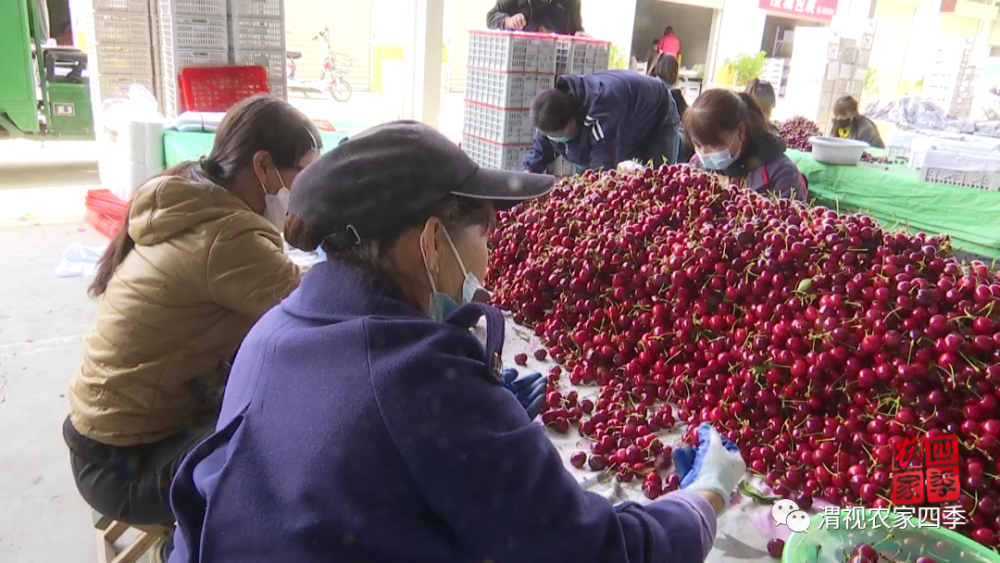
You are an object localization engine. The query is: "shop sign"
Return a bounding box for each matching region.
[759,0,838,20]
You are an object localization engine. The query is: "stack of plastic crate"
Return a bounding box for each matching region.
[79,0,157,110]
[555,36,611,76]
[462,31,558,171]
[159,0,229,116]
[228,0,286,100]
[924,40,976,119]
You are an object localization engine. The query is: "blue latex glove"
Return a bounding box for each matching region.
[673,423,747,508]
[502,368,547,419]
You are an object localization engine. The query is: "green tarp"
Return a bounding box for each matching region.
[787,149,1000,260]
[162,123,370,168]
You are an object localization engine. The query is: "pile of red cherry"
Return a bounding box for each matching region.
[777,116,823,152]
[862,152,906,166]
[488,164,1000,550]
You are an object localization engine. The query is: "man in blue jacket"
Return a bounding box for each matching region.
[524,70,680,174]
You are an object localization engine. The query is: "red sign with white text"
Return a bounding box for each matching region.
[759,0,838,20]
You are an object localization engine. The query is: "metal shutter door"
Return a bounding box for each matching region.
[869,1,916,99]
[285,0,372,91]
[449,0,495,92]
[939,13,979,41]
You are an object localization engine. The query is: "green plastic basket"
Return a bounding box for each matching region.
[783,509,1000,563]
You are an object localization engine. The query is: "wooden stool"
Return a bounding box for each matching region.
[93,512,172,563]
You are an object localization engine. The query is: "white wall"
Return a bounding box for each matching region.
[714,0,767,72]
[581,0,638,56]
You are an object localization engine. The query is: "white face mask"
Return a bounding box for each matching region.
[420,226,491,321]
[261,171,290,231]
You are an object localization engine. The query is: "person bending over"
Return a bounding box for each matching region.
[686,88,806,201]
[830,95,884,148]
[166,121,744,563]
[524,70,679,173]
[63,96,321,549]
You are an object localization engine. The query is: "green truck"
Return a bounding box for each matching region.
[0,0,94,139]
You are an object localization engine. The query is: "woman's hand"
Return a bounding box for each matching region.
[501,369,547,419]
[672,423,746,512]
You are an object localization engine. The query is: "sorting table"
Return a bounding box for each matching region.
[492,316,775,562]
[786,149,1000,260]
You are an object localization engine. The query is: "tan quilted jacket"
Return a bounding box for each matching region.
[69,175,302,446]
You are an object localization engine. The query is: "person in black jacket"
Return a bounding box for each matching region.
[829,95,885,148]
[524,71,679,173]
[647,53,693,163]
[486,0,586,35]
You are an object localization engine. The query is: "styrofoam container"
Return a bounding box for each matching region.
[920,149,1000,191]
[808,136,868,165]
[885,129,928,161]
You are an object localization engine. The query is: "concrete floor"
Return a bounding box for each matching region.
[0,219,103,562]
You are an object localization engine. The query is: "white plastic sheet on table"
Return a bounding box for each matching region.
[472,312,777,560]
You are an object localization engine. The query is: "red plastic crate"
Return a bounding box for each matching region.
[178,66,270,112]
[85,210,125,239]
[85,189,128,220]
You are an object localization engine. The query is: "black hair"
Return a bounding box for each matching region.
[664,26,673,34]
[683,89,770,149]
[744,78,776,112]
[834,95,859,114]
[648,53,680,86]
[531,83,580,133]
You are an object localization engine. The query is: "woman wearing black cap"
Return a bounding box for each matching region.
[167,121,739,563]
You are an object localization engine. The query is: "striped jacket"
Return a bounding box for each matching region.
[524,71,678,173]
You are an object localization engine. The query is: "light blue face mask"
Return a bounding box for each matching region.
[697,134,740,171]
[546,134,573,144]
[697,147,737,171]
[422,226,490,321]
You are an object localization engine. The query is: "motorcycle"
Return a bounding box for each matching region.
[285,26,353,102]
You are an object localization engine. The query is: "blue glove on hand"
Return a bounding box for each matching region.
[502,368,547,419]
[673,423,747,509]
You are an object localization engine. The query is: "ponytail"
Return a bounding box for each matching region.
[86,159,200,298]
[736,92,770,141]
[88,210,134,298]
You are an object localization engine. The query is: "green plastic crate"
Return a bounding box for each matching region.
[784,509,1000,563]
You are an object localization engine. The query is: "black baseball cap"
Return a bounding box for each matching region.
[289,121,555,251]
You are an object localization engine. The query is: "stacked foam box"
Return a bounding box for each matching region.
[228,0,286,101]
[462,31,610,173]
[783,20,875,134]
[923,39,976,119]
[761,58,787,95]
[158,0,229,116]
[78,0,157,114]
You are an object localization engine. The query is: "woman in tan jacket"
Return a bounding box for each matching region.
[63,96,321,532]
